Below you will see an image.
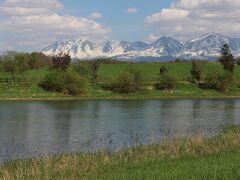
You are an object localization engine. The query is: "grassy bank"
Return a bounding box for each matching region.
[1,127,240,179]
[1,62,240,100]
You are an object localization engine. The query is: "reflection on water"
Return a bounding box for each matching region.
[0,99,240,161]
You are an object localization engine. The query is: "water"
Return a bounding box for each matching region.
[0,99,240,161]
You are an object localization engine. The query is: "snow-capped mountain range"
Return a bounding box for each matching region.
[43,32,240,61]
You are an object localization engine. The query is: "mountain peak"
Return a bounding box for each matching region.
[189,32,228,43]
[207,32,223,36]
[43,32,240,61]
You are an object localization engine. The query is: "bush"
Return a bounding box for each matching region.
[1,52,51,76]
[89,60,100,83]
[39,71,64,92]
[0,61,3,72]
[63,71,86,95]
[237,58,240,65]
[39,70,86,96]
[160,65,168,76]
[14,54,30,75]
[191,60,205,84]
[3,60,17,76]
[28,52,52,69]
[205,71,233,92]
[52,52,71,70]
[2,52,29,77]
[109,69,145,94]
[155,74,177,90]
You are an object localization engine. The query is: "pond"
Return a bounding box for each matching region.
[0,99,239,161]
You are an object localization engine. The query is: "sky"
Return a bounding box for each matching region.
[0,0,240,52]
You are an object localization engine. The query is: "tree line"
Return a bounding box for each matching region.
[0,51,51,79]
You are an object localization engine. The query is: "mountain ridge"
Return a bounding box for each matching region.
[43,32,240,61]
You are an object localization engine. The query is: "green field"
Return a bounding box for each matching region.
[1,62,240,100]
[98,62,240,81]
[1,127,240,179]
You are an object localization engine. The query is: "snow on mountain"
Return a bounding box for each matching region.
[181,32,240,59]
[43,39,149,59]
[43,32,240,61]
[141,37,183,57]
[113,37,184,61]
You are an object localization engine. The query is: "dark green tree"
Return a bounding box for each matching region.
[90,60,100,83]
[236,57,240,66]
[159,65,168,76]
[3,60,17,79]
[28,52,51,69]
[15,54,30,76]
[219,43,235,73]
[3,52,29,79]
[191,60,205,85]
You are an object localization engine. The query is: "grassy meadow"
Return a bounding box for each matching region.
[1,61,240,100]
[0,126,240,179]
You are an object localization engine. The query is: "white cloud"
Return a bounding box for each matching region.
[2,0,63,9]
[0,7,52,16]
[145,0,240,40]
[126,8,138,14]
[175,0,240,10]
[145,8,189,24]
[0,0,110,49]
[89,12,103,19]
[0,0,63,16]
[1,14,109,34]
[144,34,160,43]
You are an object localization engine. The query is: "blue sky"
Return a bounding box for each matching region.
[60,0,172,41]
[0,0,240,52]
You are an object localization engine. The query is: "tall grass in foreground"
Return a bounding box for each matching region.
[0,126,240,179]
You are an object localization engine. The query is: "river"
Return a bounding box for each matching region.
[0,99,239,161]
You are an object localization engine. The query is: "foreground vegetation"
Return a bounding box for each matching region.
[0,126,240,179]
[1,44,240,100]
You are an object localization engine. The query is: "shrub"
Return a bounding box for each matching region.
[2,52,29,77]
[52,52,71,70]
[191,60,205,84]
[155,74,177,90]
[129,69,144,91]
[3,60,17,77]
[110,69,145,94]
[205,71,233,92]
[89,60,100,83]
[0,61,3,72]
[160,65,168,76]
[28,52,52,69]
[14,54,30,75]
[39,71,64,92]
[115,71,135,93]
[174,58,188,63]
[63,71,86,95]
[39,70,86,96]
[237,58,240,65]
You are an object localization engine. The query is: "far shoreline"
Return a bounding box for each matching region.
[1,95,240,102]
